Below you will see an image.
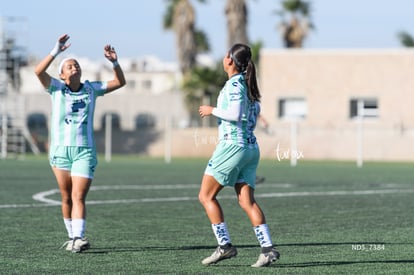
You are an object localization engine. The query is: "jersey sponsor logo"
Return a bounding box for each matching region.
[71,100,86,113]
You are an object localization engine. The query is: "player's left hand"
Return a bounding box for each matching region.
[104,45,118,62]
[199,105,213,117]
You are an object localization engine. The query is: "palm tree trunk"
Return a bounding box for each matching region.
[225,0,249,48]
[173,0,197,74]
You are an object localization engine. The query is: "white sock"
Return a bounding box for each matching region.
[253,224,273,247]
[72,219,86,238]
[212,222,231,246]
[63,218,73,239]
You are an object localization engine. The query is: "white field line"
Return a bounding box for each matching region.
[0,184,412,209]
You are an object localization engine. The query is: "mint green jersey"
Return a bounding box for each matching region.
[47,78,106,147]
[216,73,260,149]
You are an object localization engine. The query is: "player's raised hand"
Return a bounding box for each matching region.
[50,34,71,57]
[104,45,118,62]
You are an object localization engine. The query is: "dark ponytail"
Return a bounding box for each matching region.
[229,44,261,102]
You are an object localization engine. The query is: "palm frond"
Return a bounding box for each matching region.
[397,31,414,47]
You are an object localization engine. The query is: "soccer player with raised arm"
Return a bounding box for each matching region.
[34,34,126,253]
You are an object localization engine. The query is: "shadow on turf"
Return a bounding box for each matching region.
[84,241,412,254]
[278,260,414,268]
[274,241,414,268]
[83,242,414,268]
[278,241,410,247]
[83,245,250,254]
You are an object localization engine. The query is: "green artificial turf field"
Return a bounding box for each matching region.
[1,156,413,274]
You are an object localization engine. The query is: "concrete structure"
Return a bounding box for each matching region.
[5,48,414,162]
[259,48,414,162]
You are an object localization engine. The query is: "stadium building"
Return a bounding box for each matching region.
[2,48,414,162]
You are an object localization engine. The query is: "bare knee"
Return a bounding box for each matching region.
[60,190,72,205]
[71,192,86,205]
[198,175,222,206]
[198,191,210,206]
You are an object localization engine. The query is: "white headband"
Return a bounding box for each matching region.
[58,58,72,74]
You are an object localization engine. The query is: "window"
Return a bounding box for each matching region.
[27,113,47,129]
[350,98,378,118]
[278,98,307,119]
[127,80,136,89]
[135,113,156,129]
[142,79,152,90]
[101,112,121,129]
[27,113,49,152]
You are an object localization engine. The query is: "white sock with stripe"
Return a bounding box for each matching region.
[212,222,232,246]
[253,224,273,248]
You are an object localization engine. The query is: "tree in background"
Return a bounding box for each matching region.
[182,62,227,126]
[163,0,209,75]
[250,40,263,66]
[225,0,249,48]
[224,0,262,65]
[397,31,414,47]
[276,0,313,48]
[164,0,263,127]
[163,0,213,126]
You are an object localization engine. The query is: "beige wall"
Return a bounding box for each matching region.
[258,48,414,161]
[14,49,414,161]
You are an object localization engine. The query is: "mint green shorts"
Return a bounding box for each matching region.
[49,145,97,179]
[205,142,259,189]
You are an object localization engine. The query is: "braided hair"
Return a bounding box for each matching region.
[229,43,261,102]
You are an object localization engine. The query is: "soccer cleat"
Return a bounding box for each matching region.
[71,237,90,253]
[60,239,73,251]
[202,245,238,265]
[251,248,280,267]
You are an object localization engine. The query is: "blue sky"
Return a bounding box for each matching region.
[2,0,414,62]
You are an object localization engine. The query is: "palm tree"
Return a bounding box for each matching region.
[397,31,414,47]
[164,0,196,75]
[224,1,263,64]
[182,62,228,126]
[276,0,313,48]
[163,0,209,75]
[165,1,263,126]
[250,40,263,65]
[164,0,213,126]
[225,0,249,48]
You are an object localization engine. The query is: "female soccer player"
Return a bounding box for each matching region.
[34,34,126,253]
[198,44,279,267]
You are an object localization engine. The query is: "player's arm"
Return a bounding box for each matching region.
[199,100,241,121]
[103,45,126,94]
[34,34,71,89]
[211,101,241,121]
[34,55,54,89]
[199,79,243,120]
